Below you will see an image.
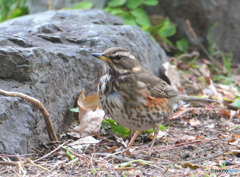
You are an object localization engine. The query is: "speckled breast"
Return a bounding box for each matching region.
[98,74,170,131]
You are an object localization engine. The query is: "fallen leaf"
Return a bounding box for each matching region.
[74,107,105,137]
[69,136,100,145]
[69,136,100,152]
[163,61,181,89]
[77,89,100,111]
[181,162,200,169]
[189,118,200,126]
[233,134,240,139]
[72,89,105,137]
[228,138,238,145]
[199,63,211,78]
[195,134,201,140]
[221,109,230,117]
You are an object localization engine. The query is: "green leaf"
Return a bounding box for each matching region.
[126,0,144,9]
[159,124,169,131]
[130,8,150,27]
[221,51,233,77]
[69,107,79,112]
[65,146,74,160]
[144,0,159,6]
[187,56,198,67]
[233,99,240,108]
[9,7,28,19]
[72,1,93,9]
[105,7,126,16]
[176,38,189,53]
[143,124,169,133]
[158,17,176,38]
[122,13,137,25]
[108,0,126,7]
[102,119,131,137]
[213,75,234,85]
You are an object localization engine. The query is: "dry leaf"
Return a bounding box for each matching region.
[69,136,100,152]
[195,134,201,140]
[181,162,200,169]
[77,89,100,111]
[221,109,230,117]
[73,89,105,137]
[163,61,181,89]
[199,63,210,78]
[233,134,240,139]
[74,107,104,137]
[228,138,238,145]
[69,136,100,145]
[189,118,200,126]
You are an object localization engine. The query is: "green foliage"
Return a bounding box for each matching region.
[207,22,221,57]
[103,118,168,137]
[213,75,235,85]
[207,23,234,78]
[233,99,240,108]
[105,0,152,28]
[157,17,176,46]
[144,124,169,133]
[0,0,28,22]
[105,0,187,51]
[105,0,179,44]
[71,1,93,9]
[176,38,189,53]
[143,0,159,6]
[221,51,233,77]
[187,56,200,69]
[108,0,126,7]
[65,146,74,160]
[198,76,207,85]
[102,119,131,137]
[130,7,150,27]
[69,107,79,112]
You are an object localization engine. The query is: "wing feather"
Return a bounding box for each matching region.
[136,69,179,98]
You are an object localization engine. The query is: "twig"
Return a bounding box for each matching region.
[33,140,70,162]
[177,151,222,164]
[93,153,144,163]
[93,150,222,165]
[185,20,223,70]
[176,51,199,61]
[27,159,52,173]
[0,89,57,141]
[0,161,19,166]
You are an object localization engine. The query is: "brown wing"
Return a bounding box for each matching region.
[136,69,179,98]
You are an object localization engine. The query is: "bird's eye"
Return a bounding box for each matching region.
[114,55,122,60]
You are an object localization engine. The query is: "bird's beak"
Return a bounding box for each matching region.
[92,53,110,62]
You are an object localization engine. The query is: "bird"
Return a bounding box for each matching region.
[92,47,214,155]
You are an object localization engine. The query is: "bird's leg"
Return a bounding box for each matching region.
[149,126,159,155]
[124,130,140,154]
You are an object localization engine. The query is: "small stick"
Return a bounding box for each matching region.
[33,140,70,162]
[0,89,57,141]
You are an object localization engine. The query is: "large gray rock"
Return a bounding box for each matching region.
[145,0,240,63]
[0,9,167,154]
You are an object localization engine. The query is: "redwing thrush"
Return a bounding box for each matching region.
[92,47,214,154]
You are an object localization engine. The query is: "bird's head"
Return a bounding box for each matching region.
[92,47,142,75]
